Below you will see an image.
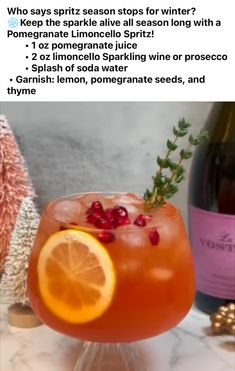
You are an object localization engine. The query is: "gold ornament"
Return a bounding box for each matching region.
[211,321,223,334]
[227,303,235,312]
[210,303,235,335]
[224,318,233,329]
[228,313,235,320]
[218,305,229,314]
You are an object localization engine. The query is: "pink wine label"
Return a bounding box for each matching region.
[189,205,235,300]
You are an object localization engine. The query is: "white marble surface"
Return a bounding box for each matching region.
[0,304,234,371]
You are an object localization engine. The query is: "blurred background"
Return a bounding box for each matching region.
[0,102,213,224]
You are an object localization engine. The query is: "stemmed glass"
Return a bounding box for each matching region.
[27,192,195,371]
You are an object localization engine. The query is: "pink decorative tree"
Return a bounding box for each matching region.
[0,197,40,305]
[0,115,35,272]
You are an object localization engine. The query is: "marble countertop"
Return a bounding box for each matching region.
[0,304,234,371]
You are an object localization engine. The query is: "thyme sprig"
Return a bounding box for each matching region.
[144,118,209,209]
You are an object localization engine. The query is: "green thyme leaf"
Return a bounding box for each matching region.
[180,149,192,159]
[167,139,177,151]
[144,119,209,210]
[167,160,178,171]
[189,134,199,145]
[156,156,168,168]
[173,126,180,136]
[197,130,210,142]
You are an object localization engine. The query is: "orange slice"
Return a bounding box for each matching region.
[37,230,116,324]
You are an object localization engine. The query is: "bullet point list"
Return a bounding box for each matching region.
[2,0,234,100]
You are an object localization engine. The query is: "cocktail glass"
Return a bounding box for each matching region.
[27,192,195,371]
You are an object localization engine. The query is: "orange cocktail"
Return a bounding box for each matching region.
[27,192,195,343]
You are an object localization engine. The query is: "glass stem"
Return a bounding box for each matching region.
[73,342,146,371]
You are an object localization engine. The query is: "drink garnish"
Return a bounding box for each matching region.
[91,201,103,212]
[98,231,115,243]
[37,229,116,323]
[144,118,209,210]
[86,203,130,229]
[62,118,209,249]
[84,201,159,245]
[134,214,147,227]
[149,229,160,245]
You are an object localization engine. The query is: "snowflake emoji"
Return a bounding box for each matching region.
[8,18,19,28]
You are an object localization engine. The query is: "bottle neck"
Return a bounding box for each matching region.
[207,103,235,143]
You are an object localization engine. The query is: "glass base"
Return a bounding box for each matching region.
[73,342,146,371]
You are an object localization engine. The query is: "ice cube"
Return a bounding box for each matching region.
[146,267,174,281]
[118,228,148,249]
[50,198,84,224]
[152,219,181,249]
[78,193,106,207]
[76,193,116,210]
[113,193,143,214]
[115,193,143,205]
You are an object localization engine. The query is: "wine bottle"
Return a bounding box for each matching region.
[188,102,235,313]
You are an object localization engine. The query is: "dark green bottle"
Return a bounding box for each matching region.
[188,102,235,313]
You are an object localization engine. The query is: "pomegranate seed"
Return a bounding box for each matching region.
[134,214,147,227]
[105,208,116,221]
[91,201,103,212]
[70,222,78,226]
[86,210,105,223]
[86,214,97,224]
[118,217,131,226]
[59,226,67,231]
[98,231,115,243]
[95,218,112,230]
[111,219,119,229]
[113,206,128,219]
[104,209,118,229]
[149,229,160,246]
